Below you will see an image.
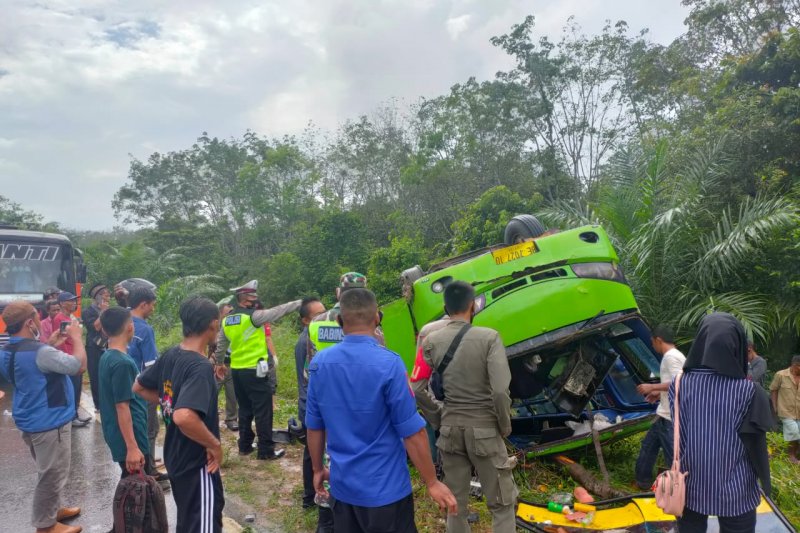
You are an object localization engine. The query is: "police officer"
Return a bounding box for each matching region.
[214,280,300,460]
[308,272,382,360]
[417,281,517,533]
[212,297,238,431]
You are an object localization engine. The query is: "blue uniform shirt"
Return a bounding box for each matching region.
[305,335,425,507]
[128,316,158,373]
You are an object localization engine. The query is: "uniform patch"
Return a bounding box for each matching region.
[317,326,343,343]
[225,315,242,326]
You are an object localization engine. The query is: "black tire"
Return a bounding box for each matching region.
[503,214,546,244]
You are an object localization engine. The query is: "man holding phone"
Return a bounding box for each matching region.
[52,292,91,427]
[0,301,87,533]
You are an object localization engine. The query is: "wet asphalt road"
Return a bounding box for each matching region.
[0,380,178,532]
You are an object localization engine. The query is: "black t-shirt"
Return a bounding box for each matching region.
[138,346,219,478]
[82,304,105,349]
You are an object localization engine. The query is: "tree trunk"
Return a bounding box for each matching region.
[552,455,628,500]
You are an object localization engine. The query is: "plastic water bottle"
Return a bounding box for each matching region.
[314,482,331,508]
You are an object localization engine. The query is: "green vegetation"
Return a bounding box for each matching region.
[213,323,800,531]
[47,0,798,367]
[5,1,800,528]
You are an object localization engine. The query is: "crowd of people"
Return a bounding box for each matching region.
[1,271,799,533]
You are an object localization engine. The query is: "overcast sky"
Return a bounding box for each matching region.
[0,0,690,230]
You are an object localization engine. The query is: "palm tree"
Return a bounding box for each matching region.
[150,275,225,336]
[543,138,799,342]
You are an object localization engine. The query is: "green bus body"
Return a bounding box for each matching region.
[381,224,661,458]
[386,225,637,371]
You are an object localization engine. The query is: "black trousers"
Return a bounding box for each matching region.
[303,442,315,505]
[170,466,224,533]
[678,507,757,533]
[86,344,103,410]
[332,493,417,533]
[231,368,274,456]
[303,438,335,532]
[70,373,82,417]
[317,505,334,533]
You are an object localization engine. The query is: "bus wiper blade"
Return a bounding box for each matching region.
[578,309,605,331]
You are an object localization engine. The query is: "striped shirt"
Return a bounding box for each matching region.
[669,368,760,517]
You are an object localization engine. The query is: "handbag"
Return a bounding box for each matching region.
[653,372,688,517]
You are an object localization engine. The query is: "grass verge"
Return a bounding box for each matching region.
[192,322,799,531]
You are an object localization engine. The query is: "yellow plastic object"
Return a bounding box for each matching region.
[519,499,652,529]
[517,496,775,530]
[574,503,597,513]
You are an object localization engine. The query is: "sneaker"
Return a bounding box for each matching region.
[71,417,89,428]
[257,448,285,461]
[76,407,93,423]
[226,421,239,431]
[238,447,255,456]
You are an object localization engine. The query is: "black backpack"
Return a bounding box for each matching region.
[112,473,169,533]
[430,324,471,401]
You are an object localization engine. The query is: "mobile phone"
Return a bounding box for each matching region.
[60,321,69,334]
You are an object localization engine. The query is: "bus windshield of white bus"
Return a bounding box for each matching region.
[0,241,73,296]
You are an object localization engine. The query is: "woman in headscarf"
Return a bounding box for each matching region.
[670,312,772,533]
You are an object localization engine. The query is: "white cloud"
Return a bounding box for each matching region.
[446,14,472,40]
[0,0,690,229]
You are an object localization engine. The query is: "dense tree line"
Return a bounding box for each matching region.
[7,1,799,365]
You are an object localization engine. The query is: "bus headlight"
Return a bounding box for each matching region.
[473,294,487,315]
[571,262,626,284]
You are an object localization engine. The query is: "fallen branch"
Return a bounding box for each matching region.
[552,455,628,500]
[585,406,610,485]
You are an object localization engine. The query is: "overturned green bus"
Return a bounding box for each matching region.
[382,215,661,456]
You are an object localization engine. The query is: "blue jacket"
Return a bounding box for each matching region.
[0,338,75,433]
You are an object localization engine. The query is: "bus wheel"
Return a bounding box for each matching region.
[504,214,546,244]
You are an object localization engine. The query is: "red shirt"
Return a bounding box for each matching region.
[52,313,75,355]
[410,345,433,383]
[40,316,55,343]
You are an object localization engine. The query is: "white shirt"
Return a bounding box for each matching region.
[657,347,686,420]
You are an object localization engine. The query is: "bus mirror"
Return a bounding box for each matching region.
[77,262,87,283]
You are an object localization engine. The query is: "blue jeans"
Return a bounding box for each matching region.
[634,416,674,490]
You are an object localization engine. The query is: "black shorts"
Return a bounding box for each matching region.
[170,466,224,533]
[332,493,417,533]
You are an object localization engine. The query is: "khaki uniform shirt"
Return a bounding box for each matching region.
[418,319,512,436]
[770,368,800,420]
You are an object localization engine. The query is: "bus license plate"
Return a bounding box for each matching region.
[491,241,537,265]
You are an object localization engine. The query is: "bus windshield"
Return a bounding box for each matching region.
[0,241,73,295]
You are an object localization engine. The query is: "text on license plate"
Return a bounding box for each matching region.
[491,241,537,265]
